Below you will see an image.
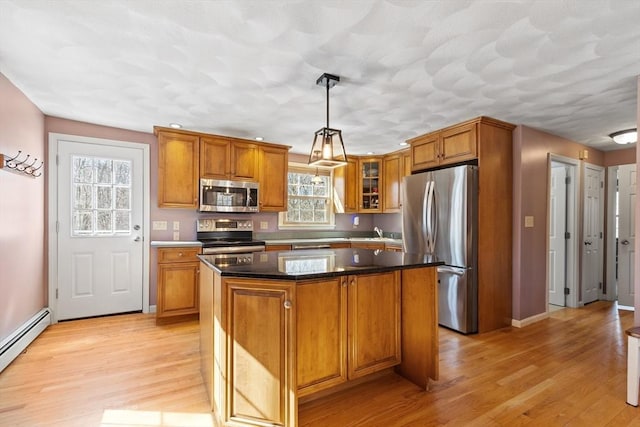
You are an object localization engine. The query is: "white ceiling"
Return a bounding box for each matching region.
[1,0,639,155]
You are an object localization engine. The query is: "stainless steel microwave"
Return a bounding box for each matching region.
[199,179,259,212]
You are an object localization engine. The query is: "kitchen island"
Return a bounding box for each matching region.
[198,248,442,427]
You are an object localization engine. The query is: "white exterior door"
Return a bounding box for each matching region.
[54,138,145,320]
[618,164,636,307]
[549,164,567,306]
[582,164,604,305]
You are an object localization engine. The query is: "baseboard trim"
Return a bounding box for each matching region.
[149,305,157,314]
[511,311,550,328]
[0,308,51,373]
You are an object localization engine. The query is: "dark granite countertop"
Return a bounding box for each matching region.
[198,248,442,280]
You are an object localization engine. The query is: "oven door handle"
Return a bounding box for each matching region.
[202,245,265,254]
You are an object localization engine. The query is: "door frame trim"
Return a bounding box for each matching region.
[546,154,580,309]
[47,133,150,323]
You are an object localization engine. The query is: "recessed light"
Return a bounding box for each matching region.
[367,151,374,155]
[399,142,408,146]
[255,136,264,141]
[169,123,182,129]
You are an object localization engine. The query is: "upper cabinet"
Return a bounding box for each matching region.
[156,130,199,208]
[200,136,259,181]
[359,157,383,213]
[408,121,477,171]
[382,149,410,213]
[155,126,290,210]
[259,145,288,212]
[333,157,358,213]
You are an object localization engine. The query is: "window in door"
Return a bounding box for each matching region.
[72,156,132,236]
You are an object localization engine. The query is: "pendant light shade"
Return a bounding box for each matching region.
[308,73,348,168]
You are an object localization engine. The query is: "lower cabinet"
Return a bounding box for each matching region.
[212,277,296,427]
[156,247,200,322]
[297,271,401,396]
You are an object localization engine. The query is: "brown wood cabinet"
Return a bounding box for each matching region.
[296,271,401,396]
[156,131,199,208]
[201,273,296,427]
[200,136,259,180]
[259,145,288,212]
[266,244,293,252]
[382,149,410,213]
[156,247,200,322]
[350,241,385,250]
[359,157,383,212]
[407,116,515,333]
[333,157,358,213]
[409,121,477,171]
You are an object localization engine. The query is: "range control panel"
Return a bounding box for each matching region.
[197,218,253,232]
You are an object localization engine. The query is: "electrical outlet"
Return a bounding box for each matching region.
[152,221,167,231]
[260,221,268,230]
[173,231,180,240]
[353,216,359,226]
[173,221,180,231]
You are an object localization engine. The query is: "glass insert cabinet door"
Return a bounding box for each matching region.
[360,158,381,211]
[72,156,132,236]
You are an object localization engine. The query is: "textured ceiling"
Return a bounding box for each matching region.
[1,0,639,155]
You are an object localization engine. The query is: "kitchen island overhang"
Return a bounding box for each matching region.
[198,248,442,427]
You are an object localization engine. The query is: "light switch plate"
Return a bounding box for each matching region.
[152,221,167,231]
[524,216,534,228]
[260,221,268,230]
[173,231,180,240]
[173,221,180,231]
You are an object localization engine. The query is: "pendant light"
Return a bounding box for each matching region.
[609,128,637,145]
[308,73,348,168]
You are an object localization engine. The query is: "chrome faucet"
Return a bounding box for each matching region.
[374,226,383,239]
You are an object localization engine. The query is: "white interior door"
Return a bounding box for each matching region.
[618,164,636,307]
[582,163,604,305]
[549,163,567,307]
[55,139,145,320]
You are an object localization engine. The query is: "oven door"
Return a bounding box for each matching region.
[200,179,259,212]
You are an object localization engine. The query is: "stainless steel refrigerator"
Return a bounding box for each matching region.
[401,165,478,333]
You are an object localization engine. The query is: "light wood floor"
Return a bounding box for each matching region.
[0,301,637,426]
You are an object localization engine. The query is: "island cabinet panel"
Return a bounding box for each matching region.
[157,131,199,208]
[224,279,296,427]
[348,271,401,379]
[296,277,348,397]
[199,263,214,409]
[259,145,289,212]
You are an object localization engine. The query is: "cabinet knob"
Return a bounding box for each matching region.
[283,300,292,309]
[341,278,347,287]
[350,279,356,286]
[178,252,183,257]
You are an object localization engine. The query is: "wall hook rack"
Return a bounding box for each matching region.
[1,151,44,178]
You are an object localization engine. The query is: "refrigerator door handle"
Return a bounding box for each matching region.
[422,182,430,250]
[437,265,466,275]
[425,181,436,252]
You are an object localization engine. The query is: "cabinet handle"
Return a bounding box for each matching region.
[283,300,292,309]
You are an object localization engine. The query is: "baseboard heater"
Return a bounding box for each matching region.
[0,308,51,373]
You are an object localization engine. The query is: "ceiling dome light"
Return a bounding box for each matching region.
[609,128,637,145]
[255,136,264,141]
[169,123,182,129]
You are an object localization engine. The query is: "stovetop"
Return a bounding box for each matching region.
[199,237,266,248]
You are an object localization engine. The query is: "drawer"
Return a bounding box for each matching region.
[158,247,201,263]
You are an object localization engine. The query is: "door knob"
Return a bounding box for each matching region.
[621,239,631,245]
[134,236,141,242]
[584,241,592,246]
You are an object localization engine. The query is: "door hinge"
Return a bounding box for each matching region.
[565,176,571,184]
[564,288,570,295]
[56,288,58,299]
[565,232,571,239]
[56,221,59,233]
[601,181,604,188]
[56,154,59,166]
[600,232,603,239]
[599,282,603,289]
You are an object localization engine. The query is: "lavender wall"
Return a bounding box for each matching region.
[512,125,606,321]
[0,74,46,341]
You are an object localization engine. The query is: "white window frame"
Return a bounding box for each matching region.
[278,163,336,229]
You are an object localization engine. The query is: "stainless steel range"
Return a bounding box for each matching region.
[197,218,265,264]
